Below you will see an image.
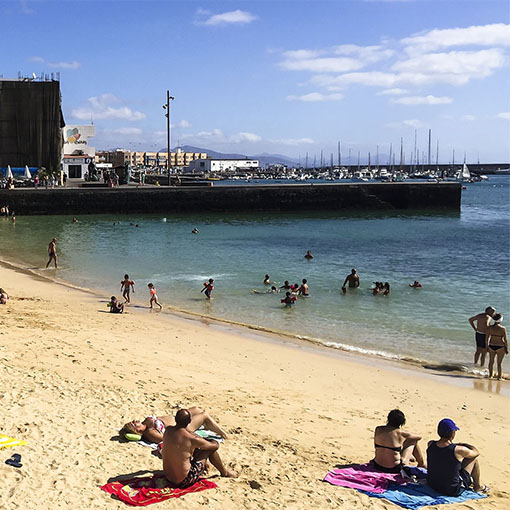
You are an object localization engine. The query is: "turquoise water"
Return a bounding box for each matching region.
[1,177,509,372]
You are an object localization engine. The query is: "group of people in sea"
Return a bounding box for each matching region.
[118,405,489,496]
[1,205,16,223]
[469,306,508,379]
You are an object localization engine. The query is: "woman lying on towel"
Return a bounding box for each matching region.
[372,409,425,473]
[121,406,227,443]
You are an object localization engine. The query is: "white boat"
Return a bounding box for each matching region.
[456,163,471,182]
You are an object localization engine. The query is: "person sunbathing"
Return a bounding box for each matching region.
[372,409,425,473]
[121,406,227,443]
[0,288,9,304]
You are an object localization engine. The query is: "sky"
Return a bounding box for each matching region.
[1,0,509,162]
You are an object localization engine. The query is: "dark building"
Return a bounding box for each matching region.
[0,78,65,171]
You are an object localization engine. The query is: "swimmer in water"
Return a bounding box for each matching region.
[253,286,279,294]
[304,250,314,259]
[280,281,291,290]
[263,274,272,285]
[281,291,297,306]
[298,279,309,296]
[201,278,214,299]
[410,281,422,288]
[148,283,162,310]
[192,228,199,234]
[342,268,360,294]
[72,217,78,223]
[383,282,390,296]
[121,274,135,303]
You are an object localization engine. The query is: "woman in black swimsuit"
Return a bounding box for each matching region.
[372,409,425,473]
[486,314,508,380]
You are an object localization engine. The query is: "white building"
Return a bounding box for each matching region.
[61,125,95,179]
[187,158,259,173]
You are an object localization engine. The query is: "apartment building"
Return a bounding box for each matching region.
[96,149,207,168]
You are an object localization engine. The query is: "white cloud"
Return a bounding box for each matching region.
[230,132,262,143]
[203,10,257,26]
[274,138,315,146]
[280,56,364,73]
[280,44,393,73]
[72,94,146,121]
[496,112,510,120]
[392,49,505,79]
[31,56,80,69]
[377,88,408,96]
[391,95,453,105]
[182,128,261,144]
[287,92,344,102]
[402,23,510,54]
[112,127,142,135]
[387,119,424,129]
[171,120,191,129]
[461,115,476,121]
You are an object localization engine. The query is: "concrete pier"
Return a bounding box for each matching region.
[0,182,461,215]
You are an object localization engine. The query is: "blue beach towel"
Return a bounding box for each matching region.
[366,483,488,509]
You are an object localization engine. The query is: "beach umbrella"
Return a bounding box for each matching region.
[6,165,13,179]
[24,165,32,179]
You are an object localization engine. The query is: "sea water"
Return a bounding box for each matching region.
[1,176,508,373]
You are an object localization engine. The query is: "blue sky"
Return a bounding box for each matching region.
[2,0,509,162]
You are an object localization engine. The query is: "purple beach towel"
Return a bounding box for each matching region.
[323,463,405,494]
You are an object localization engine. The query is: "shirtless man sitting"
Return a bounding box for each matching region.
[468,306,495,366]
[162,409,238,488]
[342,268,360,294]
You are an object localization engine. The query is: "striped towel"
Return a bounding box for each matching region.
[0,434,27,450]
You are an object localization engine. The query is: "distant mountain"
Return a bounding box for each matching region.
[164,145,299,167]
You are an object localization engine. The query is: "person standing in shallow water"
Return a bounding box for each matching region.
[468,306,495,366]
[46,238,58,268]
[342,268,360,293]
[485,313,508,380]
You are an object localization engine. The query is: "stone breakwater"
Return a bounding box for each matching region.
[0,182,461,215]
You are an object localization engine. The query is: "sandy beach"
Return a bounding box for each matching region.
[0,260,509,510]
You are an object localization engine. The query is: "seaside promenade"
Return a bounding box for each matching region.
[0,181,461,214]
[0,260,509,509]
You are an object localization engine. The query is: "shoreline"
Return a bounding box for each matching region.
[1,255,509,509]
[0,254,508,390]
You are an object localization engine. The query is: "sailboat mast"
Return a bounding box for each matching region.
[427,129,431,169]
[338,141,341,167]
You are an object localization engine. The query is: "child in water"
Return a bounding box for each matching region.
[148,283,162,309]
[201,278,214,299]
[281,291,297,307]
[121,274,135,303]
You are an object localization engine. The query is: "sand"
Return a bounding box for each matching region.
[0,261,509,510]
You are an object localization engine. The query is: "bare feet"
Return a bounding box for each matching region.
[221,468,238,478]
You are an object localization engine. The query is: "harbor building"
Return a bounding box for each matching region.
[96,149,207,168]
[188,158,259,173]
[62,125,95,179]
[0,76,64,175]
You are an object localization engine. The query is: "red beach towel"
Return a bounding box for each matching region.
[100,474,217,506]
[323,463,405,494]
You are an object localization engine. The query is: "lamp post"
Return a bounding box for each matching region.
[163,90,175,185]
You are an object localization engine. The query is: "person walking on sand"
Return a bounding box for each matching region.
[46,238,58,268]
[485,313,508,380]
[121,274,135,303]
[201,278,214,299]
[162,409,237,488]
[468,306,495,366]
[148,283,162,310]
[427,418,489,496]
[342,268,360,293]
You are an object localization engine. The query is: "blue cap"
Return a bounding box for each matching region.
[438,418,460,437]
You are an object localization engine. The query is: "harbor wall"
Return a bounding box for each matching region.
[0,182,461,215]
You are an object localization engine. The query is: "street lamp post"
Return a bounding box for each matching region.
[163,90,174,185]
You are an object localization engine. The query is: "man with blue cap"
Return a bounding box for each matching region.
[426,418,489,496]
